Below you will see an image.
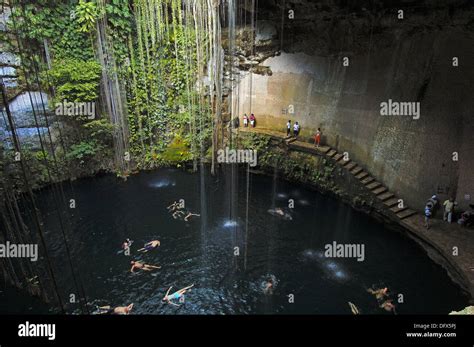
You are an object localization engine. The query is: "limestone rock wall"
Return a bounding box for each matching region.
[230,0,474,210]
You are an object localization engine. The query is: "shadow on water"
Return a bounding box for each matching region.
[7,167,469,315]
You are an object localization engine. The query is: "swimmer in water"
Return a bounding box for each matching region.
[268,208,292,220]
[122,238,132,250]
[367,287,389,300]
[137,240,160,253]
[167,201,182,212]
[130,261,161,273]
[97,303,133,315]
[172,210,186,220]
[263,278,274,295]
[348,302,360,315]
[380,300,396,314]
[184,212,200,222]
[274,208,284,216]
[162,284,194,306]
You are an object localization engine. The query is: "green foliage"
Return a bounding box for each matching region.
[47,59,101,103]
[160,135,192,164]
[126,3,211,167]
[83,119,114,140]
[239,133,336,189]
[66,140,103,165]
[106,0,132,64]
[5,0,216,187]
[9,2,94,61]
[75,0,100,33]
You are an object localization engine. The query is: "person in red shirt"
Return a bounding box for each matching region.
[314,128,321,147]
[249,113,256,127]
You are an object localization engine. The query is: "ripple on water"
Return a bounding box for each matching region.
[19,168,467,315]
[149,179,176,188]
[222,219,238,228]
[300,249,349,283]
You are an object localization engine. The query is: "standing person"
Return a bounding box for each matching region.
[314,127,321,147]
[443,197,457,223]
[250,113,256,128]
[424,204,433,229]
[293,121,300,137]
[243,114,248,127]
[286,120,291,136]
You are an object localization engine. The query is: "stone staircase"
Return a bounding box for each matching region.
[291,139,416,220]
[239,128,417,220]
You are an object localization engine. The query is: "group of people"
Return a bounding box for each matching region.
[286,120,301,137]
[243,113,256,128]
[424,194,473,229]
[286,121,323,148]
[367,287,396,314]
[167,201,200,222]
[348,287,396,314]
[97,236,195,314]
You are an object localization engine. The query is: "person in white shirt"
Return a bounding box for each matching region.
[293,121,300,137]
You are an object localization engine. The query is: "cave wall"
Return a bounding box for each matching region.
[232,5,474,211]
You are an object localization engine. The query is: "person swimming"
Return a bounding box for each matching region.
[348,301,360,315]
[380,300,396,314]
[267,208,293,220]
[275,208,284,216]
[172,210,186,220]
[137,240,160,253]
[130,261,161,273]
[263,278,274,295]
[367,287,389,300]
[167,201,183,212]
[162,284,194,306]
[184,212,200,222]
[122,238,133,249]
[97,303,133,315]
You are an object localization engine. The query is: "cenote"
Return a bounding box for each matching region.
[2,167,468,315]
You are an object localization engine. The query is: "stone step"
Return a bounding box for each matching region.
[372,186,387,195]
[361,176,374,185]
[366,181,381,190]
[351,166,363,175]
[355,171,369,180]
[345,162,357,170]
[390,205,408,214]
[384,198,399,208]
[327,149,337,157]
[286,137,297,144]
[377,192,394,201]
[341,159,352,166]
[333,153,344,162]
[397,209,417,220]
[318,146,331,154]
